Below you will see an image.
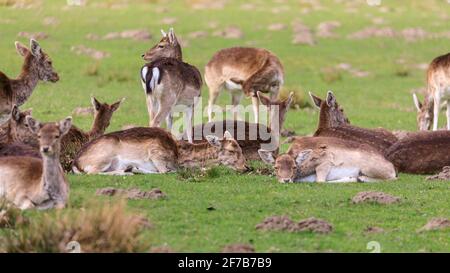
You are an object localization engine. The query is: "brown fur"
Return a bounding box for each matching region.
[385,130,450,174]
[0,72,14,126]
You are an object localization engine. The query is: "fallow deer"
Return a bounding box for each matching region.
[72,128,248,175]
[205,47,284,123]
[385,130,450,174]
[0,116,71,210]
[141,28,202,143]
[414,52,450,131]
[187,91,293,160]
[311,91,397,153]
[259,136,397,183]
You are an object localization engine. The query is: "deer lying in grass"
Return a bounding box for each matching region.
[385,130,450,174]
[0,116,71,210]
[187,92,293,160]
[141,28,202,143]
[205,47,284,123]
[259,136,397,183]
[413,52,450,131]
[310,91,397,153]
[73,128,248,175]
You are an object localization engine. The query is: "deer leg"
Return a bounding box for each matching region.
[150,100,173,128]
[315,163,332,182]
[433,92,440,131]
[208,86,221,122]
[166,112,173,131]
[447,100,450,130]
[184,106,194,143]
[231,92,243,120]
[146,95,154,127]
[251,95,260,123]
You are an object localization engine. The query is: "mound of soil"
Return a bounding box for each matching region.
[96,187,166,200]
[72,106,94,116]
[222,244,255,253]
[71,45,110,60]
[364,226,384,234]
[426,166,450,181]
[418,218,450,232]
[352,191,401,205]
[17,31,48,40]
[316,21,341,38]
[88,30,151,41]
[291,20,315,45]
[256,216,333,234]
[213,26,243,39]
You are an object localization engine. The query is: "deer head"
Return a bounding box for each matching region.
[309,91,349,128]
[413,93,433,131]
[258,150,297,183]
[142,28,182,62]
[205,131,249,172]
[26,116,72,156]
[257,91,293,131]
[15,39,59,82]
[90,97,124,136]
[9,105,35,144]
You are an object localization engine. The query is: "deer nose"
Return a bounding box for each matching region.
[41,146,50,153]
[141,54,145,58]
[281,178,292,183]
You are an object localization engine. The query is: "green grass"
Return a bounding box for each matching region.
[0,0,449,252]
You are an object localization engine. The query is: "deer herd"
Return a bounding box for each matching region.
[0,28,449,210]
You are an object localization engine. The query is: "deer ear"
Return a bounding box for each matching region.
[111,98,125,112]
[223,130,233,140]
[326,91,337,107]
[258,149,275,165]
[168,28,178,45]
[59,117,72,136]
[257,91,272,106]
[26,116,41,134]
[91,97,102,111]
[11,105,20,121]
[284,92,294,108]
[295,149,312,166]
[160,29,167,37]
[309,92,322,109]
[15,41,29,56]
[205,135,221,148]
[23,108,33,116]
[412,93,422,112]
[30,39,42,57]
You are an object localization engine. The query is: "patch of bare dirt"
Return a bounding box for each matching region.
[256,216,333,234]
[316,21,341,38]
[267,23,286,31]
[42,17,59,26]
[17,32,48,40]
[426,166,450,181]
[336,63,370,78]
[364,226,384,234]
[222,244,255,253]
[71,45,110,60]
[96,187,167,200]
[271,6,289,14]
[291,20,315,45]
[418,218,450,232]
[103,30,151,41]
[72,106,94,116]
[190,0,227,10]
[212,26,243,39]
[161,17,177,25]
[187,31,208,39]
[348,27,397,39]
[352,191,401,205]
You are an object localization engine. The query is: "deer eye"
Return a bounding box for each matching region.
[47,60,52,65]
[55,135,60,139]
[158,45,164,48]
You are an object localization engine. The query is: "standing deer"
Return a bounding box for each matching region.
[187,91,293,160]
[141,28,202,143]
[311,91,397,154]
[205,47,284,123]
[72,127,248,175]
[0,116,71,210]
[259,137,397,183]
[413,52,450,131]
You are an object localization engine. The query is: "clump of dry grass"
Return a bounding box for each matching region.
[84,61,101,77]
[1,200,149,253]
[279,87,311,109]
[0,201,29,229]
[320,67,342,83]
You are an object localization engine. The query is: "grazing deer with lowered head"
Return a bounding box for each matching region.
[72,127,248,175]
[205,47,284,123]
[0,116,71,210]
[187,91,293,160]
[385,130,450,174]
[141,28,202,143]
[259,136,397,183]
[413,52,450,131]
[311,91,397,154]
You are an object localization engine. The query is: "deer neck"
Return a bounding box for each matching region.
[0,120,14,145]
[40,151,68,205]
[10,62,39,106]
[178,142,220,167]
[88,113,107,139]
[268,107,283,149]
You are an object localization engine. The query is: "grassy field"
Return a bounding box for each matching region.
[0,0,449,252]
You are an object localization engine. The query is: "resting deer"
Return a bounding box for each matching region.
[311,91,397,153]
[187,91,293,160]
[259,136,397,183]
[0,116,71,210]
[386,130,450,174]
[205,47,284,123]
[413,52,450,131]
[72,128,248,175]
[141,28,202,143]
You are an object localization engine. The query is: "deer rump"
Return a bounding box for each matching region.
[187,120,277,160]
[385,130,450,174]
[141,58,202,94]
